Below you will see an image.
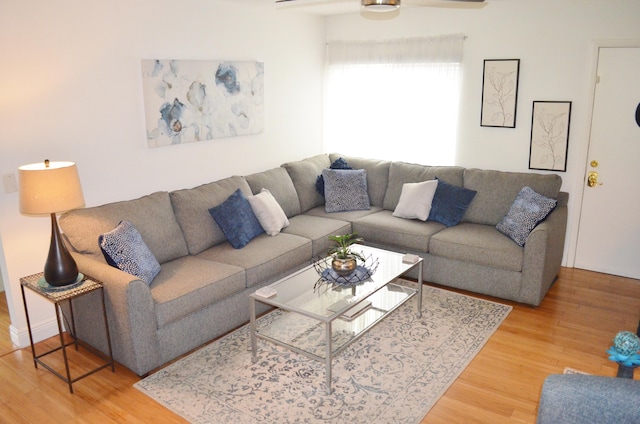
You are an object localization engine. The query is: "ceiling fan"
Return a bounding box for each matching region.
[275,0,486,15]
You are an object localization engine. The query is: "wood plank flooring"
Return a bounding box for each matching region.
[0,268,638,423]
[0,293,19,357]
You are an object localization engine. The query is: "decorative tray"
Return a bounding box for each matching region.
[313,253,379,287]
[37,273,85,292]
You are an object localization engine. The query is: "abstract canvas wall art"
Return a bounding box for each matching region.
[141,60,264,148]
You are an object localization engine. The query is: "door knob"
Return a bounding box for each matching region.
[587,171,603,187]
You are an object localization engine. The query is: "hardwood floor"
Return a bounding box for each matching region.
[0,293,19,357]
[0,268,638,423]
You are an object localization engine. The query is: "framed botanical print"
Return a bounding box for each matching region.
[480,59,520,128]
[529,101,572,172]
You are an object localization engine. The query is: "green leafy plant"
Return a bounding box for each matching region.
[328,233,364,261]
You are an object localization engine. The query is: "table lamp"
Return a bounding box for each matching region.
[19,160,85,287]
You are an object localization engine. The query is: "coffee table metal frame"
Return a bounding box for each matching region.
[249,245,423,394]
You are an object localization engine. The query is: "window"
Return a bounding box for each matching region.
[324,34,464,165]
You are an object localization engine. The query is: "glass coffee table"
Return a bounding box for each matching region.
[249,244,423,394]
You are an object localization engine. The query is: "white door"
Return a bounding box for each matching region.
[574,47,640,279]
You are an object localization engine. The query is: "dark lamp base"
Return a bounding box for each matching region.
[44,213,79,287]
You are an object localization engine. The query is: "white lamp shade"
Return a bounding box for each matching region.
[19,161,85,215]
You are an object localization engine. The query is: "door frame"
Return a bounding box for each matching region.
[567,39,640,268]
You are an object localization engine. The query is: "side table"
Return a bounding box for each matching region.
[20,272,114,393]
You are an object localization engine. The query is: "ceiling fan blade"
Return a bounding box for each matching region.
[275,0,488,13]
[404,0,487,8]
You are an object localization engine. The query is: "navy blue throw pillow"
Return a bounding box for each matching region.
[427,179,477,227]
[209,189,264,249]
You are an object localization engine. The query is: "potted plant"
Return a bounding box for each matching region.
[328,233,364,276]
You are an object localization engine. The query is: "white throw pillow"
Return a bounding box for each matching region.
[248,188,290,236]
[392,180,438,221]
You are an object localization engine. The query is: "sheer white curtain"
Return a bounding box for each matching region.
[324,34,465,165]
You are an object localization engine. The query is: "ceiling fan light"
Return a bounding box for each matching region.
[362,0,400,12]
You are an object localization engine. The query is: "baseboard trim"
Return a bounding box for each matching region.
[10,318,60,348]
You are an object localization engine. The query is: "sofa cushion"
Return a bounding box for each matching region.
[429,223,523,272]
[330,154,391,208]
[59,191,189,264]
[170,176,252,255]
[244,167,301,218]
[150,256,245,328]
[283,214,351,258]
[282,154,331,213]
[304,205,383,223]
[209,189,264,249]
[462,169,562,226]
[248,189,290,236]
[353,210,445,252]
[393,180,438,221]
[99,220,161,285]
[496,186,557,246]
[383,162,465,211]
[428,179,477,227]
[322,169,371,213]
[197,233,311,287]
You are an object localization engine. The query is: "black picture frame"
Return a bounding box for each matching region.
[529,101,572,172]
[480,59,520,128]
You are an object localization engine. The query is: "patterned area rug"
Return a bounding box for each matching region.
[135,281,511,423]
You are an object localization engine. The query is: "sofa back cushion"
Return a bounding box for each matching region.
[170,176,253,255]
[281,154,331,213]
[383,161,465,211]
[244,167,301,218]
[462,169,562,226]
[329,154,391,208]
[59,191,189,264]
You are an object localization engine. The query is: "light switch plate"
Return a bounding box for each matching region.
[3,173,18,193]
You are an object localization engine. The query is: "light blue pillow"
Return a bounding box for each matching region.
[428,179,477,227]
[496,186,557,246]
[209,189,264,249]
[99,220,161,285]
[322,168,371,213]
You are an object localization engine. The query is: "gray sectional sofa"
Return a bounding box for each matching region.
[59,153,568,376]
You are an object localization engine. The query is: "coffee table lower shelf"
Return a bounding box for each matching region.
[250,281,418,394]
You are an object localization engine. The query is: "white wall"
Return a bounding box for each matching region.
[0,0,326,346]
[325,0,640,267]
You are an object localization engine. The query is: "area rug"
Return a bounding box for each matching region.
[135,280,511,423]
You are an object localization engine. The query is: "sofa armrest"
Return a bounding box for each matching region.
[537,374,640,424]
[71,253,161,376]
[519,194,568,306]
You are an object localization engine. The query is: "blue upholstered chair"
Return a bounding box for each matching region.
[536,374,640,424]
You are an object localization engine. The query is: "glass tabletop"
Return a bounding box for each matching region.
[252,244,419,321]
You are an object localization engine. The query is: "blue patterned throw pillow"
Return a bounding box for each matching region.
[496,186,557,246]
[316,157,352,196]
[209,189,264,249]
[322,168,371,213]
[99,220,161,285]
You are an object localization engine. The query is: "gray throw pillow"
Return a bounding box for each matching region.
[99,220,161,285]
[322,168,371,213]
[496,186,557,246]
